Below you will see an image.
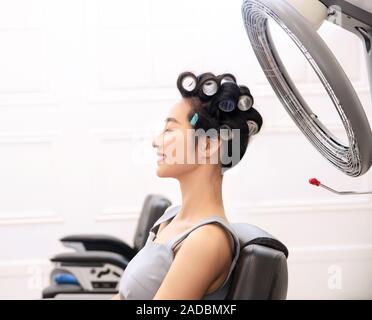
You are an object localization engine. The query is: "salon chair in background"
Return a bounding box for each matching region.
[42,194,172,299]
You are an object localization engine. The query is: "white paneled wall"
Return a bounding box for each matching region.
[0,0,371,299]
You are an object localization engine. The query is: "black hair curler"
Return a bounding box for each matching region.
[238,85,254,111]
[247,120,259,136]
[219,124,234,141]
[218,73,237,85]
[214,81,240,113]
[177,72,198,97]
[197,73,220,102]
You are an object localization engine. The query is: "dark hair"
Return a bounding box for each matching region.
[177,71,263,173]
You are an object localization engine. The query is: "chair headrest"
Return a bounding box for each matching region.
[133,194,172,250]
[230,223,289,258]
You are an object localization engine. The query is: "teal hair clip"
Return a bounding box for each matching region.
[190,113,199,127]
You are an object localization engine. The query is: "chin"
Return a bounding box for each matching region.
[156,169,167,178]
[156,165,172,178]
[156,163,196,179]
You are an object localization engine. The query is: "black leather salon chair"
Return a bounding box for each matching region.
[42,194,172,299]
[227,223,288,299]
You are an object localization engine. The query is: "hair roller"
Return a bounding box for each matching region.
[237,85,254,111]
[196,73,220,102]
[247,120,259,136]
[219,124,234,141]
[177,71,198,97]
[213,82,240,113]
[218,73,237,86]
[244,107,263,136]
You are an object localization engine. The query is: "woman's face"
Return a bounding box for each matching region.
[152,99,203,178]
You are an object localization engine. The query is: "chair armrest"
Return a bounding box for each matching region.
[51,251,129,270]
[42,284,116,299]
[60,234,137,260]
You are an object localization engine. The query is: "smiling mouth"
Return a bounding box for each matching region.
[157,153,167,162]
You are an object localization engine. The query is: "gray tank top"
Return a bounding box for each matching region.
[118,205,241,300]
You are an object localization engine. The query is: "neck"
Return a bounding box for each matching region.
[176,166,225,222]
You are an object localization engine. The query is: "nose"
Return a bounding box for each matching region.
[152,132,162,150]
[151,138,157,149]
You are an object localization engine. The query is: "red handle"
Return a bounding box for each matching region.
[309,178,321,186]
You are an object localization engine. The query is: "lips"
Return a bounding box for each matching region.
[157,152,166,162]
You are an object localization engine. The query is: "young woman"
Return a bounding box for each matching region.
[112,71,263,300]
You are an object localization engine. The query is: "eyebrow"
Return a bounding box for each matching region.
[164,117,181,125]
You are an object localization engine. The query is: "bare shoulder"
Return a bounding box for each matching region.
[193,222,233,248]
[181,222,234,266]
[153,221,234,299]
